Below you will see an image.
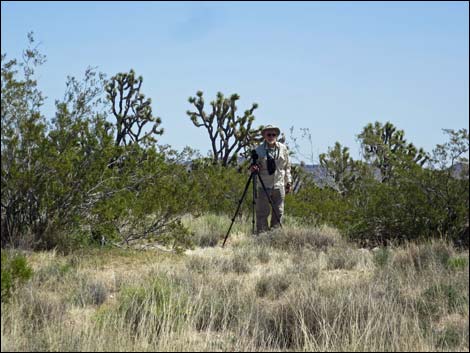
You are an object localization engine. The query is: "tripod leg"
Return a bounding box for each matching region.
[222,173,253,247]
[257,173,283,228]
[252,172,257,235]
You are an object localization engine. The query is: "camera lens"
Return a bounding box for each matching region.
[267,156,276,175]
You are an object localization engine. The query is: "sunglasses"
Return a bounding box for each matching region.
[266,133,277,137]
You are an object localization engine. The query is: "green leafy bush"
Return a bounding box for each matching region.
[447,256,468,271]
[1,251,33,302]
[373,247,390,268]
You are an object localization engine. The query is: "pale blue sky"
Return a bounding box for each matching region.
[1,1,468,162]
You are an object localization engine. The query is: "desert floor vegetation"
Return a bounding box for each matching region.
[1,214,468,352]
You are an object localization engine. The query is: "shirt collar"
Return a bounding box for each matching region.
[264,141,278,149]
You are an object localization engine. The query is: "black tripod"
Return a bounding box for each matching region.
[222,150,282,247]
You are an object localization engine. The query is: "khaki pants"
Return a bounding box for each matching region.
[256,187,285,233]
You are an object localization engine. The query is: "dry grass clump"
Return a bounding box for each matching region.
[96,275,189,338]
[193,278,251,332]
[186,248,252,275]
[21,290,68,330]
[255,273,291,300]
[391,241,455,272]
[326,246,360,270]
[434,313,469,349]
[73,278,109,307]
[261,225,343,251]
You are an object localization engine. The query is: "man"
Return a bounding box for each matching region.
[250,125,292,233]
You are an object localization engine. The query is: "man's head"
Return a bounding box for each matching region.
[262,125,281,145]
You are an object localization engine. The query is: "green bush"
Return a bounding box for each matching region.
[285,185,351,229]
[373,247,390,268]
[1,251,33,302]
[1,40,202,251]
[447,256,468,271]
[418,283,466,319]
[290,125,469,247]
[189,162,251,217]
[436,325,463,349]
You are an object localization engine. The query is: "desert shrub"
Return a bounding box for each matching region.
[189,163,251,217]
[1,39,201,251]
[285,184,351,229]
[436,325,464,349]
[417,283,466,320]
[1,251,33,302]
[446,256,468,271]
[373,247,391,268]
[289,126,468,247]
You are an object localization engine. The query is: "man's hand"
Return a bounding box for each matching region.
[285,183,292,194]
[250,164,260,173]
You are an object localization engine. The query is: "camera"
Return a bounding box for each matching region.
[250,150,259,165]
[251,149,275,175]
[267,155,276,175]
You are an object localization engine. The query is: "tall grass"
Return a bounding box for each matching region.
[2,215,469,351]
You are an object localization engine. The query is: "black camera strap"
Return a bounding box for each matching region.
[264,142,279,175]
[263,141,280,160]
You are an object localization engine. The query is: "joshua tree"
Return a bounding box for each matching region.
[187,91,262,166]
[358,121,428,182]
[320,142,359,194]
[105,70,163,147]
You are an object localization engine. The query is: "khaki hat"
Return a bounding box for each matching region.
[261,125,281,136]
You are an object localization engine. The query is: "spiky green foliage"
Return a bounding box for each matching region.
[105,70,163,147]
[187,91,261,166]
[358,121,429,182]
[319,142,363,195]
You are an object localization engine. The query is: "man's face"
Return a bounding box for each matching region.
[263,129,278,144]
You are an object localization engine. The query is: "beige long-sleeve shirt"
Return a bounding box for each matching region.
[254,141,292,190]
